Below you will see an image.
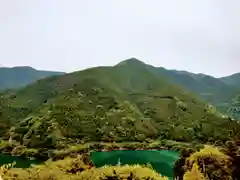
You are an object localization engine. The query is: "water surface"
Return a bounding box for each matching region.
[90,150,180,178]
[0,153,41,168]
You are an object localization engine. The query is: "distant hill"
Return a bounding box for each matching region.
[0,58,239,150]
[0,66,65,90]
[151,68,238,114]
[1,63,238,114]
[219,73,240,88]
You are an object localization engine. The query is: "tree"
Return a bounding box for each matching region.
[228,95,240,119]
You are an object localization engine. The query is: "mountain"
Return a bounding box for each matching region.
[219,73,240,88]
[0,58,239,151]
[0,66,65,90]
[140,65,239,114]
[1,62,238,115]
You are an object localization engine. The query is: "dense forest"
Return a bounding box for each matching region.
[0,59,240,179]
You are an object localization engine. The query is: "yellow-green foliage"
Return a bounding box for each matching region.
[1,157,168,180]
[1,156,92,180]
[183,163,207,180]
[186,145,232,180]
[77,165,169,180]
[0,140,12,150]
[69,144,89,152]
[0,162,16,178]
[188,145,229,162]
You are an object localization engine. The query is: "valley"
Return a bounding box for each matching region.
[0,58,240,180]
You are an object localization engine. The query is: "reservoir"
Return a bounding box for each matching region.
[0,150,180,178]
[0,153,41,168]
[90,150,180,178]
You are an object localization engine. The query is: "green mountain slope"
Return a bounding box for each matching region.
[138,65,239,115]
[1,58,240,150]
[228,94,240,119]
[219,73,240,88]
[0,66,64,90]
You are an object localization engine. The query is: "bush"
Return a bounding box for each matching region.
[22,148,39,157]
[0,140,13,150]
[174,146,232,180]
[77,165,169,180]
[183,163,207,180]
[187,145,229,162]
[1,159,169,180]
[2,155,93,180]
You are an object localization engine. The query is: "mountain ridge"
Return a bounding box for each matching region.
[0,66,65,90]
[0,58,239,151]
[114,58,239,114]
[1,58,239,117]
[219,73,240,88]
[1,58,239,91]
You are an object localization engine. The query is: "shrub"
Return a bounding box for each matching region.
[175,146,232,180]
[0,140,12,150]
[187,145,229,162]
[183,163,207,180]
[77,165,169,180]
[1,159,169,180]
[1,155,93,180]
[22,148,39,157]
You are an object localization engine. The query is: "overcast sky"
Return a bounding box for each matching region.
[0,0,240,77]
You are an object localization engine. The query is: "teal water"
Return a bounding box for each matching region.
[0,153,42,168]
[90,150,180,178]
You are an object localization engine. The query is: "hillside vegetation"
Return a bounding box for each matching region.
[0,58,239,155]
[228,94,240,119]
[220,73,240,88]
[2,145,240,180]
[144,64,240,115]
[0,66,64,90]
[174,141,240,180]
[1,156,169,180]
[1,61,239,117]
